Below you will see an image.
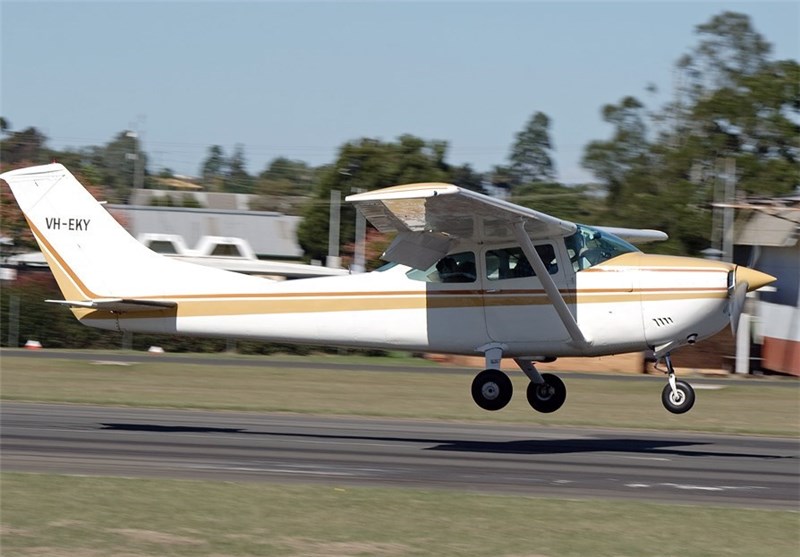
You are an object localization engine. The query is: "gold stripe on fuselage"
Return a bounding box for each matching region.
[80,288,727,321]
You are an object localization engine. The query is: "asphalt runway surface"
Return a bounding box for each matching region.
[2,402,798,509]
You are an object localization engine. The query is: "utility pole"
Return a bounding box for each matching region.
[722,158,736,263]
[327,190,341,268]
[7,294,19,347]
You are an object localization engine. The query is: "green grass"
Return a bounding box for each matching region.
[2,473,798,557]
[2,355,797,435]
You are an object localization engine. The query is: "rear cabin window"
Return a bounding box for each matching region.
[485,245,557,280]
[406,251,477,283]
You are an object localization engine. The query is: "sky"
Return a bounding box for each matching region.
[2,1,798,184]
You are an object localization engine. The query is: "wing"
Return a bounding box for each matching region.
[347,183,578,268]
[347,183,577,241]
[595,226,668,244]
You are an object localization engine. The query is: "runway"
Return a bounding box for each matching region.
[2,402,797,509]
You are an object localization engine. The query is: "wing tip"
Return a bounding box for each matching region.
[346,182,458,202]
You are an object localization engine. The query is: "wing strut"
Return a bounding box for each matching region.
[512,221,588,348]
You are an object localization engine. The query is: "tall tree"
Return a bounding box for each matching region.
[581,11,798,256]
[0,126,49,166]
[508,111,555,185]
[201,145,226,191]
[297,135,451,262]
[225,144,254,194]
[581,96,649,204]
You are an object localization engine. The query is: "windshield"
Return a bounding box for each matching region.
[565,224,639,271]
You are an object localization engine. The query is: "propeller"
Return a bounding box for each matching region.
[729,279,748,335]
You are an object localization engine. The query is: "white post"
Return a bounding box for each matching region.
[735,313,751,374]
[352,210,366,273]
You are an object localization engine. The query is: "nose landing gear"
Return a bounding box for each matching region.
[659,353,696,414]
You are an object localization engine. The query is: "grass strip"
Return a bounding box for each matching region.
[2,356,797,435]
[2,472,798,557]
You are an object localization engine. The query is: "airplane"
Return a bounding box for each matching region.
[1,163,776,415]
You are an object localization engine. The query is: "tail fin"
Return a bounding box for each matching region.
[1,163,263,301]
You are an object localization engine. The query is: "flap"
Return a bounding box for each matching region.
[382,231,454,269]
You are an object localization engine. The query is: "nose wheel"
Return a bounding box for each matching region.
[660,353,695,414]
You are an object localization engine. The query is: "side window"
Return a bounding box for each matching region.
[406,251,477,283]
[485,245,557,281]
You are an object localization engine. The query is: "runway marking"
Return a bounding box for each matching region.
[187,464,357,477]
[626,483,769,492]
[620,456,671,462]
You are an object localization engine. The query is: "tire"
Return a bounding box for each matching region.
[661,380,695,414]
[526,373,567,413]
[471,369,513,411]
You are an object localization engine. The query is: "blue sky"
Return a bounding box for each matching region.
[2,1,798,183]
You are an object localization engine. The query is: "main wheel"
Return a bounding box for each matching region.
[661,380,695,414]
[471,369,513,411]
[526,373,566,413]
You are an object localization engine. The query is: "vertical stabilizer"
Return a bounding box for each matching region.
[1,164,266,300]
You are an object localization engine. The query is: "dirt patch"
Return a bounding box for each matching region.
[10,549,142,557]
[47,519,86,528]
[108,528,205,546]
[0,524,33,537]
[281,537,410,557]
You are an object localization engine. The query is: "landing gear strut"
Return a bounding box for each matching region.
[660,353,695,414]
[516,358,567,413]
[470,345,570,413]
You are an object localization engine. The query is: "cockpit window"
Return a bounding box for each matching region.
[406,251,477,283]
[485,245,557,280]
[565,224,639,271]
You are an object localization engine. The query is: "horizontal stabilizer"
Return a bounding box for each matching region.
[46,298,177,313]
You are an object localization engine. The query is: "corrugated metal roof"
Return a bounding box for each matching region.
[110,205,303,258]
[129,189,252,210]
[736,211,799,247]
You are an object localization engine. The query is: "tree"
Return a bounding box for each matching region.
[448,163,485,193]
[508,111,556,185]
[581,11,798,256]
[688,11,772,94]
[297,135,451,262]
[0,126,49,166]
[225,144,254,194]
[255,157,315,197]
[84,131,148,203]
[581,96,649,204]
[201,145,226,190]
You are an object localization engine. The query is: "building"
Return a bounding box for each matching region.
[732,195,800,376]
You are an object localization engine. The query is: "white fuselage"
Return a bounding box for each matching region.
[80,247,732,359]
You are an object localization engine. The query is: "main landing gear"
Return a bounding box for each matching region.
[470,346,567,414]
[470,346,696,415]
[659,353,695,414]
